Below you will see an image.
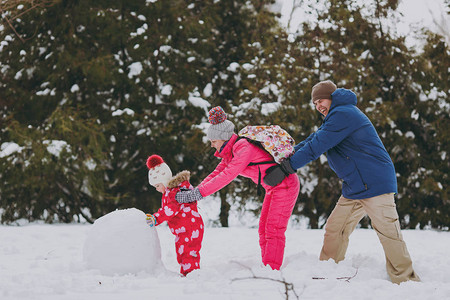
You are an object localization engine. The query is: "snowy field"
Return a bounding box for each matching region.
[1,209,449,300]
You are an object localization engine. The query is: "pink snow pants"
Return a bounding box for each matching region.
[259,173,300,270]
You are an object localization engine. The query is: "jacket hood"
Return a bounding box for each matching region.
[167,170,190,189]
[330,88,357,111]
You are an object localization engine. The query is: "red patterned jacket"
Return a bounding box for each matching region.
[153,171,203,230]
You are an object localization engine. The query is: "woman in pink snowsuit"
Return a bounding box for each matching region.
[176,107,300,270]
[146,155,204,276]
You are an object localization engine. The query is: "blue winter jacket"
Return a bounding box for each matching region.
[290,88,397,199]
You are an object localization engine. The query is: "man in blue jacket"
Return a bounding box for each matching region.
[264,80,419,284]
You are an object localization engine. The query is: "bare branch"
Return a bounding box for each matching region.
[230,261,300,300]
[0,0,55,43]
[312,268,359,282]
[0,8,25,42]
[428,5,450,44]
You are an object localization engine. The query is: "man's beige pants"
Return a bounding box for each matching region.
[319,193,420,284]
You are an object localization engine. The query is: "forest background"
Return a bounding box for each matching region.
[0,0,448,230]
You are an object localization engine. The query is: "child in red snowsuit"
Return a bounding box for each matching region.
[146,155,204,276]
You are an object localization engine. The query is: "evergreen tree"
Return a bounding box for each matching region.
[397,31,449,229]
[0,0,297,224]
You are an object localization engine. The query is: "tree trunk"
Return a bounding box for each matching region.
[219,189,230,227]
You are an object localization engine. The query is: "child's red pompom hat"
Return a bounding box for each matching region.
[147,155,172,187]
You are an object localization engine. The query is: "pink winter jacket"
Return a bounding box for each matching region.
[198,134,279,197]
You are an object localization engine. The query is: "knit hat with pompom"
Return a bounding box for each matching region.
[146,155,172,187]
[206,106,235,141]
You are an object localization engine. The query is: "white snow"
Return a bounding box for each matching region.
[203,83,213,97]
[242,63,254,71]
[0,142,23,158]
[70,84,79,93]
[161,84,173,96]
[14,69,23,80]
[112,108,135,117]
[36,88,52,96]
[83,208,163,276]
[227,62,240,72]
[43,140,70,157]
[1,213,449,300]
[188,91,210,111]
[159,45,172,53]
[127,62,143,78]
[261,102,282,115]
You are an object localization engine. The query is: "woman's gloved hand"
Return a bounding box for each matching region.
[263,159,296,187]
[175,187,203,203]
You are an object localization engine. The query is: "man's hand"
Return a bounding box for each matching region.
[263,159,296,187]
[175,187,203,203]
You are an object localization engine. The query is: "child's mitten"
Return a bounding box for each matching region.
[146,214,157,227]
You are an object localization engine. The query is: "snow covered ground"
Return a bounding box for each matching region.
[1,209,449,300]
